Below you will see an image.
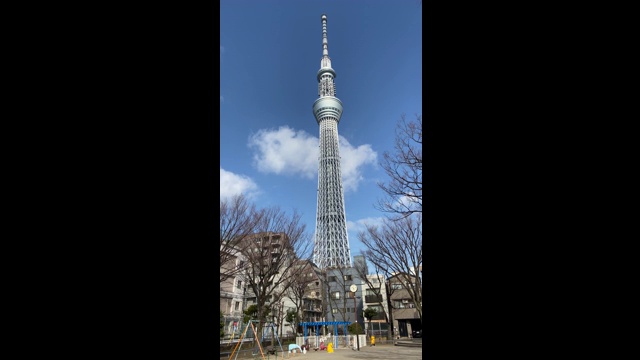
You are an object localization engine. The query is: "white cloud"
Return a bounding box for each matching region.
[247,126,377,192]
[346,217,386,235]
[338,138,377,192]
[396,194,421,210]
[220,168,259,200]
[248,126,319,178]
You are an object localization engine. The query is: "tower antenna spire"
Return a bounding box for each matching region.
[319,14,333,71]
[321,14,329,57]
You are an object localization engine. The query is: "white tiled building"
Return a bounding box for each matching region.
[220,249,247,338]
[361,274,390,334]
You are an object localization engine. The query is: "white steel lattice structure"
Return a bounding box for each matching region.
[312,14,352,269]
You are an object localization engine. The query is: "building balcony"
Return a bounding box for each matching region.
[220,310,244,319]
[392,307,420,320]
[219,290,244,299]
[393,301,417,309]
[366,312,385,321]
[365,294,383,303]
[303,316,322,323]
[303,307,323,313]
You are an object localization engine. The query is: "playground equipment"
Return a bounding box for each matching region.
[228,321,284,360]
[299,321,350,350]
[259,322,285,357]
[287,343,303,357]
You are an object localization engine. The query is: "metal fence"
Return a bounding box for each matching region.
[220,319,291,343]
[298,335,369,350]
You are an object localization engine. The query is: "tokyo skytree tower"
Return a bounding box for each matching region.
[312,14,352,269]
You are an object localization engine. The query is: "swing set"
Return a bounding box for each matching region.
[228,320,285,360]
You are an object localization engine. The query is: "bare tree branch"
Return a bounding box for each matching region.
[284,260,320,334]
[375,114,422,219]
[357,214,422,323]
[353,255,397,323]
[240,206,313,336]
[220,195,262,283]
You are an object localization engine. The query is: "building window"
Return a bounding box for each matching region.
[333,291,340,299]
[343,275,352,281]
[237,280,242,289]
[393,300,413,309]
[332,309,337,314]
[329,276,337,282]
[366,288,380,296]
[235,301,240,311]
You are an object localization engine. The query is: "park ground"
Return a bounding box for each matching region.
[225,341,422,360]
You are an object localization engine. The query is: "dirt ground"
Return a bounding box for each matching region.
[223,343,422,360]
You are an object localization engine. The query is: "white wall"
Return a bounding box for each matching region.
[295,335,367,349]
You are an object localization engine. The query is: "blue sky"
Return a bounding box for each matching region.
[220,0,422,260]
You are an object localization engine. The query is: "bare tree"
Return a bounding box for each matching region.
[375,114,422,219]
[220,195,261,283]
[353,256,393,323]
[285,260,320,334]
[353,253,404,338]
[240,206,313,338]
[271,300,286,342]
[357,214,422,323]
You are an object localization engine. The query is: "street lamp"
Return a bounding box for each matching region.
[350,284,360,351]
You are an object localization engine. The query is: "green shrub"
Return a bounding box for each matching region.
[347,322,363,335]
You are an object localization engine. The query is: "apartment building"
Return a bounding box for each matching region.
[323,266,363,327]
[362,274,389,319]
[388,272,421,338]
[219,247,247,337]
